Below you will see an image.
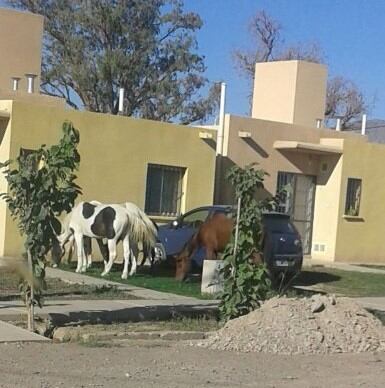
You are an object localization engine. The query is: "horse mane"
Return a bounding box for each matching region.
[124,202,158,245]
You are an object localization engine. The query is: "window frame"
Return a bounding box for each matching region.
[144,163,185,217]
[344,178,362,217]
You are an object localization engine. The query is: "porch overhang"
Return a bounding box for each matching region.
[0,110,10,119]
[274,140,343,155]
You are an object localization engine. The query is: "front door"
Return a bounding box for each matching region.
[277,172,316,254]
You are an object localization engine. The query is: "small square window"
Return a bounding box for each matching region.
[345,178,362,216]
[145,164,185,217]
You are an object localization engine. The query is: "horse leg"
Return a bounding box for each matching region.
[129,245,137,277]
[96,238,109,266]
[122,235,131,279]
[84,236,92,269]
[63,235,74,265]
[101,239,117,277]
[74,233,85,273]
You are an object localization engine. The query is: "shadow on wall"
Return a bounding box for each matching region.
[200,138,216,150]
[0,117,9,145]
[277,150,342,185]
[214,156,273,206]
[242,137,269,158]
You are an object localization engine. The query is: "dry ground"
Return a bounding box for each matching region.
[0,341,384,388]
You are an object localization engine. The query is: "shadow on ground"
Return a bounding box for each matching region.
[293,270,341,287]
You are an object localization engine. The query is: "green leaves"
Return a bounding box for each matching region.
[0,121,81,306]
[219,163,273,321]
[8,0,219,124]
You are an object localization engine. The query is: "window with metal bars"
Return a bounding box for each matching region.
[145,164,185,216]
[276,171,295,214]
[345,178,362,216]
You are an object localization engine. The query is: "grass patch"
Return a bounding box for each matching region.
[293,267,385,297]
[60,262,214,299]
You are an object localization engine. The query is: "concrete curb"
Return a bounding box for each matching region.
[0,299,219,326]
[53,327,209,343]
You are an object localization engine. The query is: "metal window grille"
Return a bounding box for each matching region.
[345,178,362,216]
[145,164,185,216]
[276,171,295,214]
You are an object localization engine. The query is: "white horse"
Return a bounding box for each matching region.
[53,201,157,279]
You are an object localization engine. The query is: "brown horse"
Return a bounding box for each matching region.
[175,212,233,281]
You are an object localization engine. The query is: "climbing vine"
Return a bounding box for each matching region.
[219,163,282,321]
[0,121,81,308]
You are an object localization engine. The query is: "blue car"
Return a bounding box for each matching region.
[153,205,303,274]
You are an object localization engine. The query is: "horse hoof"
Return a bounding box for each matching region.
[101,272,106,277]
[121,274,128,280]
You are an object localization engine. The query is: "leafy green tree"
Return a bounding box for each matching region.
[0,122,81,308]
[7,0,220,124]
[219,164,278,321]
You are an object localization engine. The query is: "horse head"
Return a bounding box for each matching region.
[175,250,191,281]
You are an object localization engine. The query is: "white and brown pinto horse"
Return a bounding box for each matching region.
[53,201,157,279]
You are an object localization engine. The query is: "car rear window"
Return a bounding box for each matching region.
[263,217,297,234]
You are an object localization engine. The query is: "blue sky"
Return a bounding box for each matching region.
[184,0,385,119]
[1,1,383,119]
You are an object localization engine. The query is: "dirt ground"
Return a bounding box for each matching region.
[0,341,384,388]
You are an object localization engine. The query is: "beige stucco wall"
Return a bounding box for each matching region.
[251,61,327,128]
[0,100,216,257]
[221,114,351,197]
[221,113,384,263]
[0,101,13,256]
[0,8,43,94]
[310,141,344,261]
[333,138,385,263]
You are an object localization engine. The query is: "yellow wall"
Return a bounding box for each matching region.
[0,101,12,256]
[311,142,344,261]
[0,8,43,94]
[222,113,385,263]
[251,61,327,128]
[0,101,216,257]
[221,114,355,198]
[334,138,385,263]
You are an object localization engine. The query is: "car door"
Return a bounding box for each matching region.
[159,208,211,256]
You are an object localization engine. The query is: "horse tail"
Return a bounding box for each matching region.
[180,231,199,260]
[124,202,157,247]
[58,212,73,245]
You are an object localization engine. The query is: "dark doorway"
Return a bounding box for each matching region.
[277,172,316,254]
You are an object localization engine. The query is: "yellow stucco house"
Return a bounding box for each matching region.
[220,60,385,265]
[1,7,385,265]
[0,8,216,257]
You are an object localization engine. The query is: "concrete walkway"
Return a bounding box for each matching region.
[303,258,385,275]
[0,320,49,343]
[45,267,209,301]
[0,267,218,326]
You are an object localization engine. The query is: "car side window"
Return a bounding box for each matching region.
[181,210,210,228]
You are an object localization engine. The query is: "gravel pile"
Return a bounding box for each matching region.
[198,295,385,354]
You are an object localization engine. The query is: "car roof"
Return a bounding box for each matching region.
[184,205,290,218]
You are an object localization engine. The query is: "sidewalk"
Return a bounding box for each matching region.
[0,267,219,325]
[303,258,385,275]
[0,320,49,343]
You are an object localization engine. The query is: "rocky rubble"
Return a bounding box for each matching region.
[197,295,385,354]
